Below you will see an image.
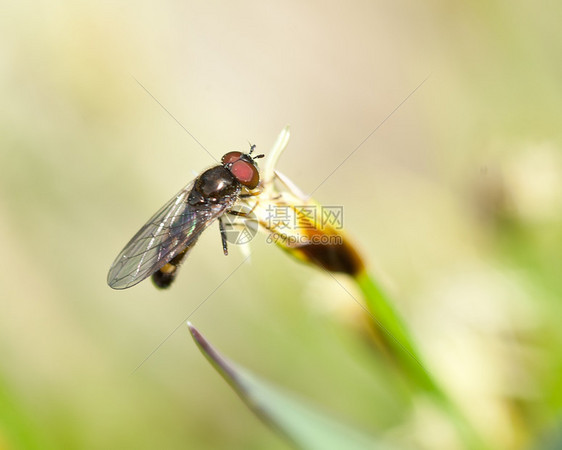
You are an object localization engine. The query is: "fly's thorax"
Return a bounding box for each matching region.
[191,166,239,202]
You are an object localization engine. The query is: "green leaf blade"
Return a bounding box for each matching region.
[188,322,390,450]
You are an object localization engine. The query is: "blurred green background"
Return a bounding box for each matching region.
[1,1,561,449]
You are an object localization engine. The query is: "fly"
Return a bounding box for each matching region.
[107,146,264,290]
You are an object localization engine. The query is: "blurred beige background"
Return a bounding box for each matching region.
[1,1,561,449]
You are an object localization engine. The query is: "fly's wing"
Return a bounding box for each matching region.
[107,181,238,289]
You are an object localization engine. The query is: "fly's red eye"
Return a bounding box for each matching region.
[231,160,259,189]
[221,151,243,165]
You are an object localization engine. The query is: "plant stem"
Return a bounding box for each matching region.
[355,271,489,450]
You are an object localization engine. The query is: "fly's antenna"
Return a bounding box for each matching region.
[248,142,264,160]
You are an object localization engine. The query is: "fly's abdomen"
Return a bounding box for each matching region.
[151,246,191,288]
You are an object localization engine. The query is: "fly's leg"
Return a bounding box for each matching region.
[227,209,248,218]
[227,201,258,217]
[219,217,229,256]
[241,192,281,200]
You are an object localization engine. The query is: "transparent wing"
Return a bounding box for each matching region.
[107,181,238,289]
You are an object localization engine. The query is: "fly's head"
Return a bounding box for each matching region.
[221,144,264,190]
